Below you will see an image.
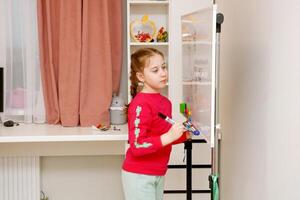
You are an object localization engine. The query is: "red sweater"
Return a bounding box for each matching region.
[122,92,187,176]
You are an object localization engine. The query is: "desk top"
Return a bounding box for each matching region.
[0,123,128,143]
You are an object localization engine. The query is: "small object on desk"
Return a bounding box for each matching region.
[92,124,110,131]
[3,120,19,127]
[113,126,121,131]
[92,124,121,132]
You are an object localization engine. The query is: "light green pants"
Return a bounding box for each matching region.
[122,170,165,200]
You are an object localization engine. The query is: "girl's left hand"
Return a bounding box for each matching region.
[186,131,192,140]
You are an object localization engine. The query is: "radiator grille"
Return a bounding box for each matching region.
[0,156,40,200]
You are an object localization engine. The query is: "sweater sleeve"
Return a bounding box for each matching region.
[172,131,188,145]
[128,103,163,157]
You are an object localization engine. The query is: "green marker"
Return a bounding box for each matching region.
[180,102,186,114]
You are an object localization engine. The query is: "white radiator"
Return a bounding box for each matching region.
[0,156,40,200]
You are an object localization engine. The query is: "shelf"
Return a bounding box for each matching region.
[130,42,169,46]
[129,1,169,5]
[182,81,211,86]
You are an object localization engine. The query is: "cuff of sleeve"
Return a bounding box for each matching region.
[152,136,163,150]
[179,132,188,143]
[173,131,188,145]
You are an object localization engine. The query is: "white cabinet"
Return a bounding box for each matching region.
[126,0,170,101]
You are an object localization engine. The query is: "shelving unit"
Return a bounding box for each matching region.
[126,2,222,200]
[127,0,170,101]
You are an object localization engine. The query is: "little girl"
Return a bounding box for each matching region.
[122,48,189,200]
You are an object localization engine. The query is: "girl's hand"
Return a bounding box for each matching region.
[169,122,185,141]
[161,122,185,146]
[185,131,192,140]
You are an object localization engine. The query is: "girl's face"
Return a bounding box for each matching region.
[137,54,168,93]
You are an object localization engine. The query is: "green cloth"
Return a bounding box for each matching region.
[211,174,219,200]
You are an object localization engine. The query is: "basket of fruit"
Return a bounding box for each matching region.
[130,15,156,42]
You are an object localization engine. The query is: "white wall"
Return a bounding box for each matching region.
[217,0,300,199]
[41,156,124,200]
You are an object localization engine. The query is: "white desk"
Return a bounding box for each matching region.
[0,124,128,199]
[0,123,128,156]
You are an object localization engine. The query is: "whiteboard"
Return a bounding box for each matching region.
[181,5,217,147]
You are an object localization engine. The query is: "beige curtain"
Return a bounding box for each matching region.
[37,0,122,126]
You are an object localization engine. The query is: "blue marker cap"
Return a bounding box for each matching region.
[193,130,200,136]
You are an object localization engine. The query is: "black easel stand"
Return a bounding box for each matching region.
[185,139,211,200]
[185,140,193,200]
[165,139,211,200]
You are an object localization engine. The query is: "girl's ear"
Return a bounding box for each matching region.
[136,72,145,83]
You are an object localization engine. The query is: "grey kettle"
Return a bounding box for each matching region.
[110,94,127,125]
